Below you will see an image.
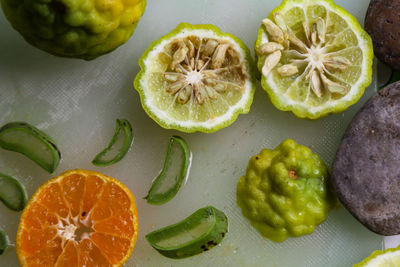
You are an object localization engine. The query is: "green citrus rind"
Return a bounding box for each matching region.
[353,246,400,266]
[1,0,146,60]
[134,22,257,133]
[255,0,374,119]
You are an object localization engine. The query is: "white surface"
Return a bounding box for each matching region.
[385,236,400,250]
[0,0,390,266]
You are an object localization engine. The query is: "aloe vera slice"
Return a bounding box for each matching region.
[0,173,27,211]
[0,122,61,173]
[92,119,133,166]
[146,136,190,205]
[0,230,7,255]
[145,206,228,259]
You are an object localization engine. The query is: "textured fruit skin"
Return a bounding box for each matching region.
[365,0,400,71]
[332,82,400,236]
[237,139,337,242]
[353,245,400,267]
[134,22,257,133]
[1,0,146,60]
[255,0,373,119]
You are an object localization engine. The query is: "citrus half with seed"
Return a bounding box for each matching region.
[353,246,400,267]
[1,0,146,60]
[255,0,373,119]
[16,169,138,267]
[134,23,256,133]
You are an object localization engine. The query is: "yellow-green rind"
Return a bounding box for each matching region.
[236,139,337,242]
[353,246,400,267]
[255,0,374,119]
[1,0,146,60]
[134,22,257,133]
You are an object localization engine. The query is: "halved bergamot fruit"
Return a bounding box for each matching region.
[255,0,373,119]
[134,23,256,133]
[353,246,400,267]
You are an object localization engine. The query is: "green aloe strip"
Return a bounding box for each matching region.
[0,122,61,173]
[146,206,228,259]
[92,119,133,166]
[0,173,27,211]
[146,136,191,205]
[0,230,8,255]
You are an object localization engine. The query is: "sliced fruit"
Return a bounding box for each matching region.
[0,230,7,255]
[0,122,61,173]
[255,0,373,119]
[146,136,191,205]
[146,206,228,259]
[92,119,133,167]
[134,23,256,133]
[353,246,400,266]
[0,173,27,211]
[16,169,138,267]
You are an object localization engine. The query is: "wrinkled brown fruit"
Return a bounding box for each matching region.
[365,0,400,71]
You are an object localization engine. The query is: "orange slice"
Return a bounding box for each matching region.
[16,169,138,267]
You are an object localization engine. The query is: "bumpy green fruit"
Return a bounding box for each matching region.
[1,0,146,60]
[237,139,337,242]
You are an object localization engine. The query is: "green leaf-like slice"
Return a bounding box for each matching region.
[0,230,8,255]
[146,136,191,205]
[92,119,133,167]
[146,206,228,259]
[0,122,61,173]
[0,173,27,211]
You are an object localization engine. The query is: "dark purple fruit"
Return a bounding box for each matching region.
[365,0,400,71]
[332,81,400,235]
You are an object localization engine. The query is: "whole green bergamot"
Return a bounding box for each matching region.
[1,0,146,60]
[237,139,337,242]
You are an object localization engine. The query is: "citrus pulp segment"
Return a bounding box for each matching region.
[255,0,373,119]
[134,23,256,133]
[16,169,138,267]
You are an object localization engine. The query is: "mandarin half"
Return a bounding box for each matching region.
[17,169,138,267]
